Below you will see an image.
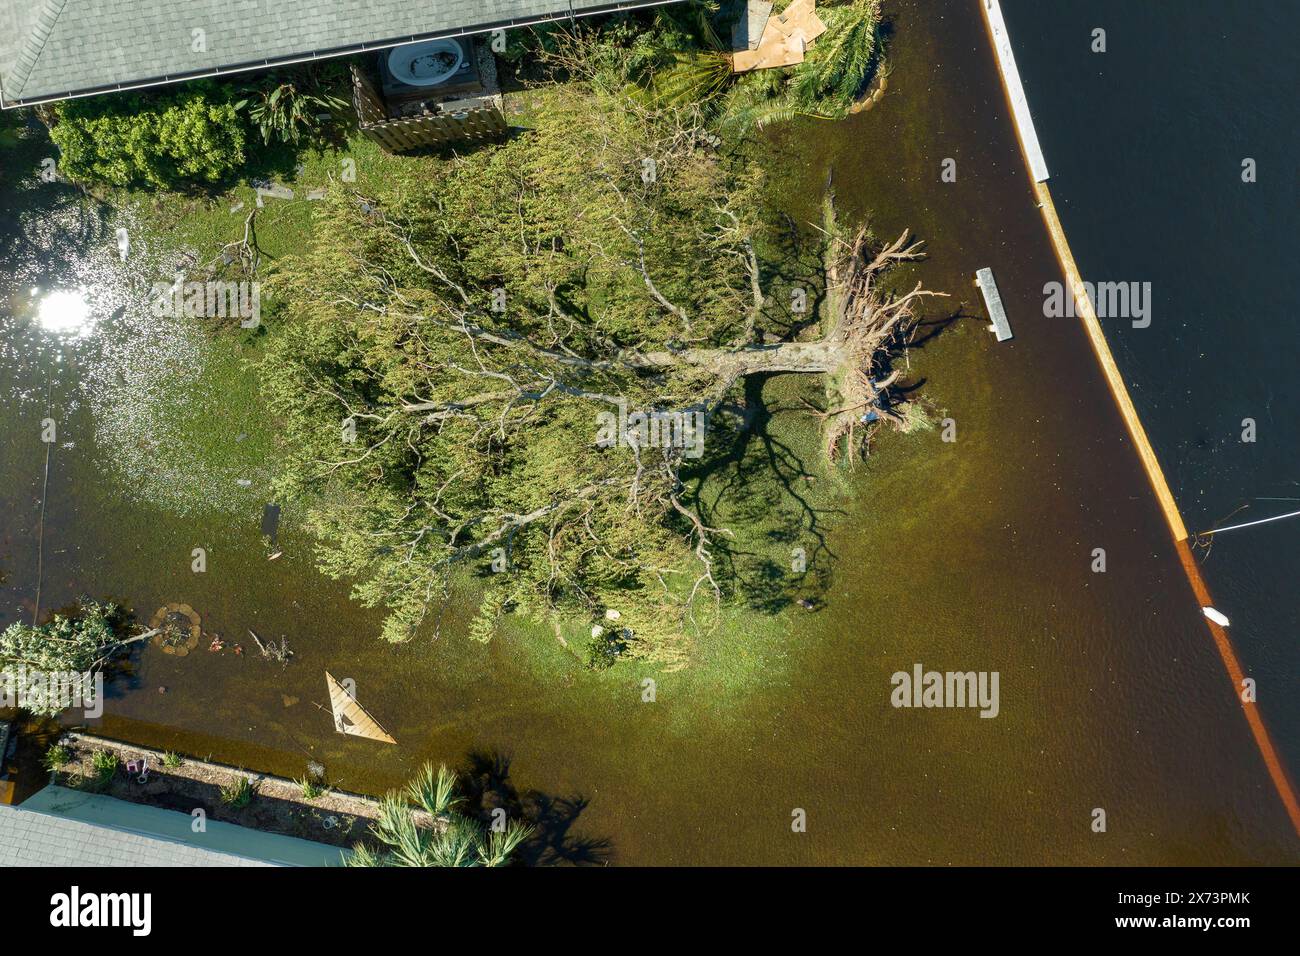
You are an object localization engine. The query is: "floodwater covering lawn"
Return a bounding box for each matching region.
[1,0,1295,864]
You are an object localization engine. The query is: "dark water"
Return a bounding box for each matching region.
[1,0,1296,863]
[1002,0,1300,793]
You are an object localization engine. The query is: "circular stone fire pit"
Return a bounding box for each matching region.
[149,603,201,657]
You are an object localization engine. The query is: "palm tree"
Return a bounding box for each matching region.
[720,0,885,134]
[346,763,534,867]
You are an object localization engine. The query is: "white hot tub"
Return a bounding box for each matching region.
[386,39,465,88]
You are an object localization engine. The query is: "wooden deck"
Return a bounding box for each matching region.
[350,48,507,152]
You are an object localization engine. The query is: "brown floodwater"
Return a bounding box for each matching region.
[1,0,1296,864]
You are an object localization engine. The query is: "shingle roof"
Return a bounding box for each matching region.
[0,785,344,866]
[0,1,681,107]
[0,800,275,866]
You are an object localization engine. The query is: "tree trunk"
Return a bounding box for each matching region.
[638,339,840,382]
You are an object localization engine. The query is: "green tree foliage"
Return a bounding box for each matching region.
[47,82,245,188]
[347,763,532,867]
[612,0,884,133]
[0,602,123,675]
[0,602,133,716]
[263,78,772,663]
[261,35,933,666]
[722,0,883,132]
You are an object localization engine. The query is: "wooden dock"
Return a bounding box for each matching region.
[975,267,1013,341]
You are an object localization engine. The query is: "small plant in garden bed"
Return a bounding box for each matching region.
[220,775,258,808]
[347,763,533,867]
[90,749,119,785]
[298,775,327,800]
[161,751,183,769]
[43,744,72,772]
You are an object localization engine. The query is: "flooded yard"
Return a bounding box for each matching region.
[2,0,1295,864]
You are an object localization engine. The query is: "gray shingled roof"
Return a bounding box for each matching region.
[0,800,277,866]
[0,1,681,107]
[0,784,344,866]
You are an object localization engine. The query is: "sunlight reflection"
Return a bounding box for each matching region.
[32,286,96,337]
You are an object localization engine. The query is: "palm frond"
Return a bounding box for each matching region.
[349,764,530,867]
[480,820,535,867]
[406,761,461,816]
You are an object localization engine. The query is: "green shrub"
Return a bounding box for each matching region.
[235,64,349,146]
[298,775,326,800]
[48,82,246,188]
[90,749,119,784]
[585,627,627,670]
[347,763,533,867]
[42,744,72,772]
[220,775,257,808]
[161,751,183,769]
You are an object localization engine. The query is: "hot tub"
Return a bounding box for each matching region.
[386,39,465,88]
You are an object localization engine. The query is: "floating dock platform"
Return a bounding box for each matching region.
[976,267,1013,341]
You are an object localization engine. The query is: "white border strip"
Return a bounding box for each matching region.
[982,0,1049,183]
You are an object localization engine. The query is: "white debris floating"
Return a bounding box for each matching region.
[976,267,1013,342]
[1202,606,1230,627]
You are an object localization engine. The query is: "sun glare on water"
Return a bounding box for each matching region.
[32,286,96,337]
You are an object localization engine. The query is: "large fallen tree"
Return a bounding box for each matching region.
[262,63,943,665]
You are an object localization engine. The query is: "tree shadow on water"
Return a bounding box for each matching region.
[683,373,842,616]
[459,749,613,866]
[0,121,117,288]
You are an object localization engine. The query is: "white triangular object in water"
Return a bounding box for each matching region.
[1202,606,1230,627]
[325,671,396,744]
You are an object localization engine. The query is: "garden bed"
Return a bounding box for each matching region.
[51,733,380,849]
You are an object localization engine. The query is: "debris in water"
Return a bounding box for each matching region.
[250,629,293,663]
[255,181,295,202]
[1202,606,1230,627]
[326,671,396,744]
[262,502,281,541]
